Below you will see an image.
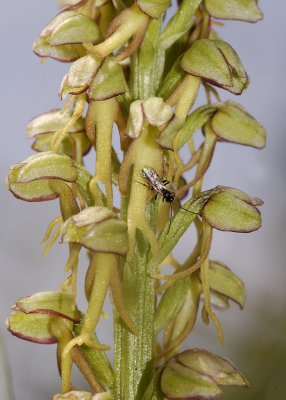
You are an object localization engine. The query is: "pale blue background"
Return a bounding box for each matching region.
[1,1,285,399]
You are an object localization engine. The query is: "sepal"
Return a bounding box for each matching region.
[136,0,171,19]
[7,152,78,202]
[62,206,128,255]
[182,39,249,94]
[211,101,266,148]
[16,291,81,322]
[161,349,249,399]
[203,261,246,309]
[7,291,77,344]
[203,187,262,232]
[205,0,263,23]
[88,58,127,100]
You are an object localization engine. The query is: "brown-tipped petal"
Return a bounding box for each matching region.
[7,178,59,202]
[182,39,233,88]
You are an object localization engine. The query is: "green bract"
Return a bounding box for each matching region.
[73,323,114,391]
[173,105,218,150]
[158,59,185,100]
[154,277,190,334]
[159,0,200,50]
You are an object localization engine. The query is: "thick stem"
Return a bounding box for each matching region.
[114,201,156,400]
[114,257,156,400]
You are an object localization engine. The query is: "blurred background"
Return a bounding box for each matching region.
[1,1,285,399]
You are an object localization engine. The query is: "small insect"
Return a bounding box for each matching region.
[141,167,196,214]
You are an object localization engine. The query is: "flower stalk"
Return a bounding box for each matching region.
[6,1,266,399]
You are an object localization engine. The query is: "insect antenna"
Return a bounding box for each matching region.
[173,202,198,215]
[166,203,173,234]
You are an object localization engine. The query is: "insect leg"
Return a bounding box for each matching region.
[134,180,150,189]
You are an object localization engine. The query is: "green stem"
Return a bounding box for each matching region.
[114,201,156,400]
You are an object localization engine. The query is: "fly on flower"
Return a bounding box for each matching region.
[141,166,197,215]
